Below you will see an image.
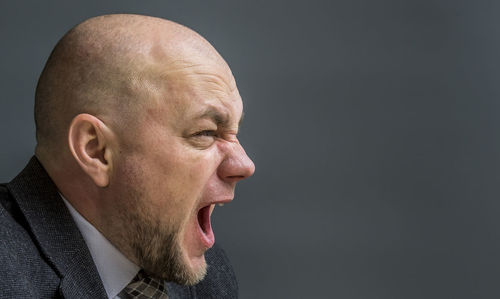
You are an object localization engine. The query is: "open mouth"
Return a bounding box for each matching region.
[197,204,215,248]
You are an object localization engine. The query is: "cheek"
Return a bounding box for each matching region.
[144,150,212,212]
[176,145,223,181]
[200,173,224,198]
[162,148,224,224]
[116,140,223,216]
[111,154,176,215]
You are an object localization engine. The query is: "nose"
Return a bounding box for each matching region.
[218,141,255,183]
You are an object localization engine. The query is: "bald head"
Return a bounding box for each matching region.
[31,15,253,285]
[34,14,234,159]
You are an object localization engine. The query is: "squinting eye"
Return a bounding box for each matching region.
[194,130,217,137]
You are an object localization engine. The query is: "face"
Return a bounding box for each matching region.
[104,60,255,285]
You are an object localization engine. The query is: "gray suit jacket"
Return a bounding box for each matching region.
[0,157,238,298]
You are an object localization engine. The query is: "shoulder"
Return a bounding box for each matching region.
[194,243,239,298]
[0,183,60,297]
[0,183,33,242]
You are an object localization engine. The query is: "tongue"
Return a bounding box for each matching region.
[197,205,214,247]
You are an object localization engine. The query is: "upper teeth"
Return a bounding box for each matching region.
[218,203,225,207]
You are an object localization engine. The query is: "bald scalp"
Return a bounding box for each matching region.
[34,14,230,159]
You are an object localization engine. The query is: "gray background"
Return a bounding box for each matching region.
[1,1,500,298]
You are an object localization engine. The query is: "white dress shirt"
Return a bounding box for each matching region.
[62,196,140,299]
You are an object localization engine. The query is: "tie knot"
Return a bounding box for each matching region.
[119,270,168,299]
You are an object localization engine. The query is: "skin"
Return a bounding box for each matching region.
[34,14,255,284]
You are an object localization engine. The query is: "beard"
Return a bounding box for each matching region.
[110,183,208,286]
[127,208,207,285]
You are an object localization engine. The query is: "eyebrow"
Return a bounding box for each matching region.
[195,107,244,131]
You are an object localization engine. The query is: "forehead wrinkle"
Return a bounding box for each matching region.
[134,56,241,126]
[141,67,237,116]
[188,70,236,93]
[152,58,236,94]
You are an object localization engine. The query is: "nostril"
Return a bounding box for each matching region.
[226,175,246,182]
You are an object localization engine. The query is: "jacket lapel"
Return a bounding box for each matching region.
[7,157,108,298]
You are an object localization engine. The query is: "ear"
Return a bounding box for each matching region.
[68,113,114,187]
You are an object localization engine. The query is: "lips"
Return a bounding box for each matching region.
[197,204,215,249]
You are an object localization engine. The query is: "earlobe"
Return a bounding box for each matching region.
[68,113,113,187]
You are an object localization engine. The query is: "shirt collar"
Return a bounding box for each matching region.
[61,195,140,298]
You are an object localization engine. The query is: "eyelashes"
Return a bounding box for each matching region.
[188,129,238,149]
[193,130,218,137]
[189,130,218,148]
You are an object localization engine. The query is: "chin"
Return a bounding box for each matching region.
[189,251,207,270]
[178,251,208,286]
[174,209,213,284]
[178,236,209,282]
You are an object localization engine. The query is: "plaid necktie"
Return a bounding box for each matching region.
[118,270,168,299]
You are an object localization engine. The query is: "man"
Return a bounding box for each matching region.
[0,14,255,298]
